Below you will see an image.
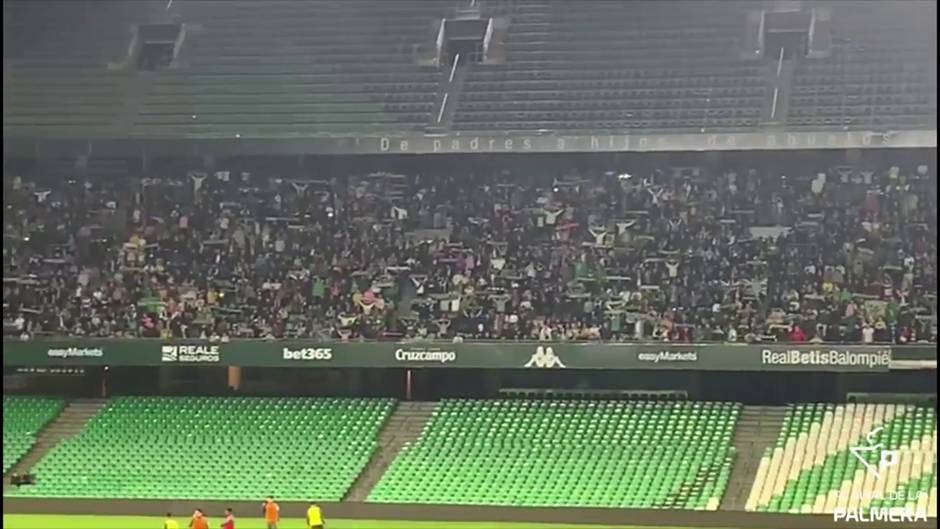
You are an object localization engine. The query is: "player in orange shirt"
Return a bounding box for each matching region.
[262,497,280,529]
[189,509,209,529]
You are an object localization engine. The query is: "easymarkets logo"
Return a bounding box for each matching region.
[761,348,891,369]
[637,351,698,363]
[46,347,104,359]
[161,345,221,363]
[394,348,456,364]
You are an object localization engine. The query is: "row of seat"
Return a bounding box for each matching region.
[460,98,764,111]
[504,41,742,54]
[791,94,931,104]
[3,396,65,474]
[4,0,450,135]
[465,79,764,92]
[452,0,759,133]
[7,397,395,500]
[370,400,740,509]
[786,2,935,131]
[789,106,932,117]
[154,0,449,132]
[4,0,935,137]
[787,116,931,129]
[461,87,764,101]
[458,36,760,130]
[746,404,937,515]
[457,108,760,121]
[795,75,931,85]
[452,118,760,132]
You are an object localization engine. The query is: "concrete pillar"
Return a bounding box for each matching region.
[228,366,241,391]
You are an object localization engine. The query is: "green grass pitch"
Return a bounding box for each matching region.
[2,515,735,529]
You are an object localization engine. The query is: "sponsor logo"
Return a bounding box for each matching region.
[525,346,566,368]
[46,347,104,359]
[637,351,698,363]
[761,349,891,369]
[17,367,85,375]
[282,347,333,361]
[161,345,221,363]
[394,348,456,364]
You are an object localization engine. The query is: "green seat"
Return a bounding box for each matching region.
[3,396,66,473]
[6,396,394,501]
[748,403,937,514]
[368,399,740,510]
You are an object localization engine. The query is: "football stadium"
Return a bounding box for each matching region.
[1,1,937,529]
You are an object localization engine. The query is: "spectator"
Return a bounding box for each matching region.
[862,322,875,344]
[789,324,807,343]
[3,161,935,344]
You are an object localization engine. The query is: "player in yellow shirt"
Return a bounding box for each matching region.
[306,502,324,529]
[163,512,180,529]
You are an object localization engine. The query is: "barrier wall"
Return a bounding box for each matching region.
[5,340,935,372]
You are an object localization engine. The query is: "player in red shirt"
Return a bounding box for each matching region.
[220,508,235,529]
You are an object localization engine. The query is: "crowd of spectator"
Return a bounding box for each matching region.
[3,159,936,344]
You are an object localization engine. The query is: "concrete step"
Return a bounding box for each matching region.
[343,401,437,502]
[3,398,109,490]
[719,405,788,512]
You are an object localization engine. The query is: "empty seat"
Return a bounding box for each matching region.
[7,396,395,501]
[370,399,740,510]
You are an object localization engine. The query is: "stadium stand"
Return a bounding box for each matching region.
[2,0,458,138]
[134,0,459,138]
[456,1,765,132]
[6,396,394,500]
[4,161,936,343]
[1,1,937,526]
[4,1,936,137]
[369,399,740,509]
[786,2,937,130]
[745,403,937,515]
[2,0,162,138]
[2,396,65,474]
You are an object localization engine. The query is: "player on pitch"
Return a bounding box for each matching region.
[306,502,325,529]
[220,508,235,529]
[262,496,280,529]
[189,509,209,529]
[163,512,180,529]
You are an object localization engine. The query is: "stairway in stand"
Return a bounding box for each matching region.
[3,399,108,492]
[720,405,789,511]
[343,401,437,502]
